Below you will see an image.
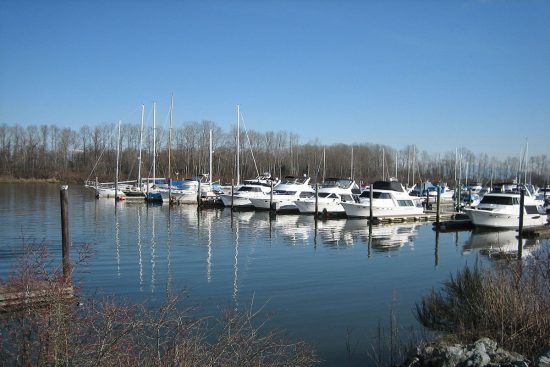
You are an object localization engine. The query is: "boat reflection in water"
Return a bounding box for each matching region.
[464,228,539,259]
[270,215,421,252]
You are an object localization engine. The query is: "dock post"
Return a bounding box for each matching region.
[270,180,273,210]
[456,184,461,212]
[436,186,441,225]
[468,188,472,207]
[518,188,525,259]
[231,179,235,210]
[369,183,373,223]
[197,180,202,208]
[425,189,429,210]
[60,185,70,280]
[314,183,319,216]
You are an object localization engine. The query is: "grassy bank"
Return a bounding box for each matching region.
[415,247,550,358]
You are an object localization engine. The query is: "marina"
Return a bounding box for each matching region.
[1,182,549,366]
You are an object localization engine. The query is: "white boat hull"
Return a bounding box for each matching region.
[341,202,424,218]
[294,198,346,214]
[249,196,299,212]
[220,194,253,207]
[463,208,547,229]
[95,187,125,199]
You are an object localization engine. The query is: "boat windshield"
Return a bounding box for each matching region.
[480,195,517,205]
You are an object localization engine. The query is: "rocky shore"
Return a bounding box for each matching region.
[401,338,550,367]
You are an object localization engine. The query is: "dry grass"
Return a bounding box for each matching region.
[415,246,550,358]
[0,244,319,366]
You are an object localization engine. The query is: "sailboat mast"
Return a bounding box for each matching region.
[350,146,354,180]
[138,104,144,189]
[168,95,173,201]
[168,95,173,184]
[236,104,240,185]
[209,129,213,186]
[322,147,326,183]
[382,148,386,181]
[153,102,156,185]
[115,120,121,201]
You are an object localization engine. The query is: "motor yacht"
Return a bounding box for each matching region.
[294,178,360,215]
[463,186,548,228]
[341,180,424,218]
[249,175,314,213]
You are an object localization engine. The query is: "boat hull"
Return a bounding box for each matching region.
[341,202,424,218]
[463,208,548,229]
[294,199,345,214]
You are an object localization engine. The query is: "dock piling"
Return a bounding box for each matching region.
[369,183,373,223]
[60,185,70,280]
[518,188,525,259]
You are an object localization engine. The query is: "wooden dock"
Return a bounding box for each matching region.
[375,211,461,224]
[0,283,74,312]
[520,224,550,239]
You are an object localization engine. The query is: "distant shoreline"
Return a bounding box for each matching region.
[0,176,65,184]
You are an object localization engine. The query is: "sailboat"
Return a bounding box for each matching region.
[145,101,164,203]
[123,104,147,200]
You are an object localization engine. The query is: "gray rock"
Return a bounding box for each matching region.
[536,346,550,367]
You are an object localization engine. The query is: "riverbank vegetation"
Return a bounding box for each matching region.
[415,248,550,358]
[1,122,548,185]
[0,244,318,366]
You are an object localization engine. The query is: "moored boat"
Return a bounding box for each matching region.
[341,179,424,219]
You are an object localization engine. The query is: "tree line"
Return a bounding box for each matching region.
[1,122,548,187]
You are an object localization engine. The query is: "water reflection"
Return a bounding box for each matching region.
[312,219,420,253]
[464,229,539,258]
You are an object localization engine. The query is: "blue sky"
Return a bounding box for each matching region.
[1,0,549,158]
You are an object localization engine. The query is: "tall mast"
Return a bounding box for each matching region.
[350,145,354,180]
[115,120,121,201]
[395,151,398,179]
[168,95,173,184]
[153,101,156,185]
[138,104,144,189]
[382,148,386,181]
[322,146,326,183]
[168,95,173,202]
[236,104,240,185]
[209,128,213,186]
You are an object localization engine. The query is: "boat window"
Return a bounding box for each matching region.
[375,192,392,199]
[359,191,370,198]
[524,205,540,215]
[397,200,414,207]
[275,190,296,195]
[318,193,330,198]
[239,186,261,192]
[341,194,353,202]
[479,196,514,205]
[299,192,314,198]
[327,193,338,199]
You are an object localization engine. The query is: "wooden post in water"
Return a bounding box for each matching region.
[425,187,429,210]
[518,188,525,259]
[468,188,472,207]
[270,180,274,211]
[60,185,70,280]
[231,179,235,210]
[369,183,373,223]
[197,180,202,208]
[456,184,461,212]
[436,186,441,224]
[314,183,319,216]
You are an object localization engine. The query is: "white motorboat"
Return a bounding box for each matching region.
[294,178,360,215]
[249,175,314,212]
[220,174,277,208]
[159,175,216,204]
[463,190,548,229]
[341,180,424,219]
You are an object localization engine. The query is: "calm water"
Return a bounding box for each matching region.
[1,183,546,366]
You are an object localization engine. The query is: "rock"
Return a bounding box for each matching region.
[402,338,530,367]
[536,346,550,367]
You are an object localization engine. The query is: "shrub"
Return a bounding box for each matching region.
[416,247,550,357]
